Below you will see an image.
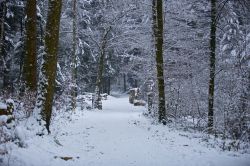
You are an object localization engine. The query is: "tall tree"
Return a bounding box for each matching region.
[23,0,37,90]
[93,26,112,110]
[36,0,62,133]
[217,0,250,140]
[0,1,6,69]
[153,0,166,124]
[207,0,217,132]
[70,0,77,111]
[0,0,11,91]
[0,0,24,92]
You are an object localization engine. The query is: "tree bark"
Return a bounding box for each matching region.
[36,0,62,133]
[23,0,37,91]
[153,0,166,124]
[208,0,217,133]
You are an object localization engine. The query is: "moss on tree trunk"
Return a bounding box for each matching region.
[153,0,166,124]
[23,0,37,91]
[37,0,62,133]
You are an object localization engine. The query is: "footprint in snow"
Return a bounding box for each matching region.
[85,145,95,152]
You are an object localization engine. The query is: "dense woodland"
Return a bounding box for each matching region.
[0,0,250,160]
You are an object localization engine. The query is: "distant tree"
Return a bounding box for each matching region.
[36,0,62,133]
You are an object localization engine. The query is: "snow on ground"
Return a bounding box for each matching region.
[2,95,250,166]
[0,102,7,110]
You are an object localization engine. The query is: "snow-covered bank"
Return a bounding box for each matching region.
[1,95,250,166]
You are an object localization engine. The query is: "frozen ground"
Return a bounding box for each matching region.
[2,95,250,166]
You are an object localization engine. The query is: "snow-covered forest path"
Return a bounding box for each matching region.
[7,96,250,166]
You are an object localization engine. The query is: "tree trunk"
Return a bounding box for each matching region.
[36,0,62,133]
[23,0,37,91]
[107,77,110,95]
[0,0,6,62]
[148,92,153,115]
[153,0,166,124]
[207,0,217,133]
[103,77,107,94]
[1,1,12,92]
[19,17,24,83]
[123,73,126,92]
[93,26,112,110]
[0,0,6,90]
[70,0,77,111]
[134,79,138,88]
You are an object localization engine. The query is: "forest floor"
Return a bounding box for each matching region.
[3,95,250,166]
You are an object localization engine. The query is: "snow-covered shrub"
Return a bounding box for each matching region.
[0,96,30,158]
[0,115,16,155]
